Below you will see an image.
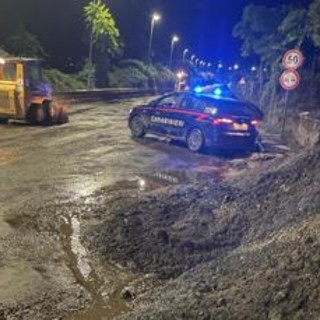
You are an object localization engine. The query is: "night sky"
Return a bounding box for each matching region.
[0,0,311,69]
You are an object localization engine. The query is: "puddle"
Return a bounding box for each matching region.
[61,214,132,320]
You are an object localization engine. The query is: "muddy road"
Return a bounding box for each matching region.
[0,97,288,319]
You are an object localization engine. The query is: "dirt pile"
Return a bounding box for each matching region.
[88,183,241,279]
[89,147,319,280]
[87,146,320,319]
[123,216,320,320]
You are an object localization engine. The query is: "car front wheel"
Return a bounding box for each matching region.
[129,116,146,138]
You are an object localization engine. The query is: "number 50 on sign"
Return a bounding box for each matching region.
[282,49,304,70]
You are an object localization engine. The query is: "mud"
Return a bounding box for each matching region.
[117,146,320,320]
[0,97,290,319]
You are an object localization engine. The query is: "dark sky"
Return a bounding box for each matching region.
[0,0,311,69]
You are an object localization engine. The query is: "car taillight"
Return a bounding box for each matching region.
[213,118,234,125]
[251,120,260,127]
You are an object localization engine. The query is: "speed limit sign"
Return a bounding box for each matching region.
[279,69,300,90]
[282,49,304,70]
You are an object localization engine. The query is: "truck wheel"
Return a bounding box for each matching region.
[57,110,69,124]
[129,116,146,138]
[187,128,204,152]
[43,102,55,126]
[26,104,45,126]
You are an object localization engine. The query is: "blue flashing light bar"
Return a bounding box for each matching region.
[213,87,222,96]
[194,86,203,94]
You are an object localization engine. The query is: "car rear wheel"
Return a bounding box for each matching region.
[187,128,204,152]
[129,116,146,138]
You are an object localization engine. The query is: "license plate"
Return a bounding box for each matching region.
[233,123,248,131]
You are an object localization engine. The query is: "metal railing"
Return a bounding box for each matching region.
[54,88,169,103]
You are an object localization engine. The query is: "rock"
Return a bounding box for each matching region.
[274,290,288,304]
[198,283,212,294]
[121,287,136,300]
[217,298,226,307]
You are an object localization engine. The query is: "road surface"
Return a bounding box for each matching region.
[0,97,288,319]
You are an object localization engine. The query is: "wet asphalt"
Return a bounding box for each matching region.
[0,97,235,219]
[0,97,287,316]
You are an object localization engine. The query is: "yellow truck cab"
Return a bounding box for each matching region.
[0,57,68,125]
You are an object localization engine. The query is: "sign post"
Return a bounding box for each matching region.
[279,49,304,136]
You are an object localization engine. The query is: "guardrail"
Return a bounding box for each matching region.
[54,88,168,103]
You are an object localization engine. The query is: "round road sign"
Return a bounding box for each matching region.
[279,69,300,90]
[282,49,304,70]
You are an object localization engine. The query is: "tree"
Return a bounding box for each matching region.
[279,8,309,49]
[84,0,120,87]
[309,0,320,48]
[3,25,46,58]
[233,5,287,63]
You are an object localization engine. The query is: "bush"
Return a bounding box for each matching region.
[108,66,149,88]
[43,69,86,93]
[108,60,175,90]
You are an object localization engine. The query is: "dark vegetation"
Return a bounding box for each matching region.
[232,1,320,133]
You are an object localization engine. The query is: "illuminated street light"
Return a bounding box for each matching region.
[148,12,161,61]
[218,63,223,69]
[169,35,179,68]
[0,58,5,65]
[183,49,189,63]
[195,58,200,66]
[190,55,196,62]
[176,71,186,80]
[251,66,257,72]
[233,64,240,70]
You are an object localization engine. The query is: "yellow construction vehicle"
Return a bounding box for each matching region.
[0,57,68,125]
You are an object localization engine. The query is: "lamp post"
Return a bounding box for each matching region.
[183,49,189,63]
[169,35,179,68]
[251,66,257,72]
[148,13,161,61]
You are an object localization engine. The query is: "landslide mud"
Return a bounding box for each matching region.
[117,146,320,320]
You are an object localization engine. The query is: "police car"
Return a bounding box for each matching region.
[128,85,263,153]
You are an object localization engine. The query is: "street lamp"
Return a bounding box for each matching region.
[190,55,196,63]
[251,66,257,72]
[233,64,240,70]
[218,63,223,69]
[148,12,161,61]
[169,35,179,68]
[183,49,189,63]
